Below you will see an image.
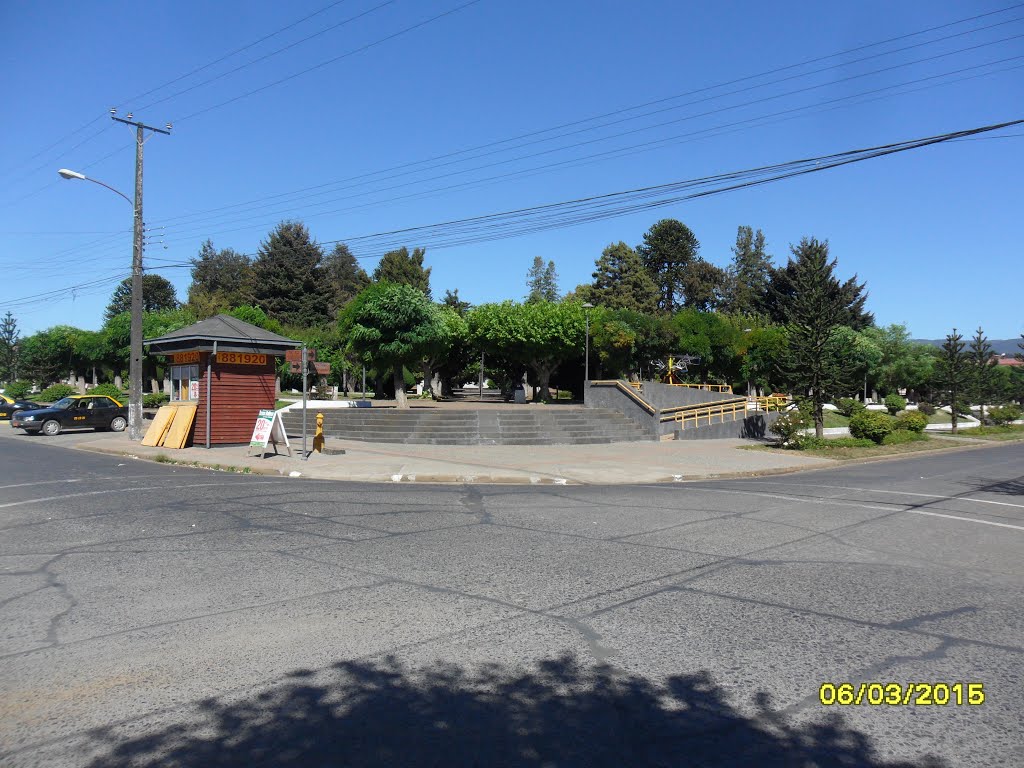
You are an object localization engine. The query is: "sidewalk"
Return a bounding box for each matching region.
[60,430,833,484]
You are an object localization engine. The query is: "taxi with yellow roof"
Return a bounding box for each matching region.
[12,394,128,436]
[1,392,44,420]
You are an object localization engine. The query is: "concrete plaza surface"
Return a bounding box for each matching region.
[26,425,834,483]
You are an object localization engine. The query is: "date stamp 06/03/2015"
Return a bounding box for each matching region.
[819,682,985,707]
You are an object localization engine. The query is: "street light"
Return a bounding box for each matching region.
[583,303,594,385]
[58,167,143,439]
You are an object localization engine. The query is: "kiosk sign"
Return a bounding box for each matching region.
[248,409,291,458]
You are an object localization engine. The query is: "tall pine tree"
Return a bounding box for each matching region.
[525,256,559,302]
[637,219,699,313]
[250,221,332,327]
[776,237,857,438]
[323,243,370,316]
[937,328,970,434]
[586,242,658,313]
[372,246,431,298]
[967,327,997,423]
[724,226,773,316]
[0,311,19,382]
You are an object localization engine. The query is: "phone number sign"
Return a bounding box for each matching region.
[216,352,267,366]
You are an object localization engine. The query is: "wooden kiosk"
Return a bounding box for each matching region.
[144,315,301,447]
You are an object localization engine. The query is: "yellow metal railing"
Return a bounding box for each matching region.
[674,399,748,429]
[748,394,790,412]
[665,382,733,393]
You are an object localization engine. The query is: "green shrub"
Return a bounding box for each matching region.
[3,380,32,399]
[881,429,926,445]
[143,392,170,408]
[988,404,1022,426]
[895,411,928,433]
[917,401,936,416]
[849,410,894,444]
[39,384,77,403]
[802,436,874,449]
[836,397,866,417]
[884,394,907,415]
[89,383,127,401]
[769,409,812,449]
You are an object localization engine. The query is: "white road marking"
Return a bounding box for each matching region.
[656,486,1024,532]
[736,480,1024,509]
[0,479,82,491]
[0,481,288,511]
[906,509,1024,531]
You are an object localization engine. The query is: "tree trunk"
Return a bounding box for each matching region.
[114,374,123,389]
[394,367,408,409]
[537,366,553,403]
[92,367,98,386]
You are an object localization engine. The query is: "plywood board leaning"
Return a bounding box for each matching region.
[162,403,198,449]
[142,405,177,447]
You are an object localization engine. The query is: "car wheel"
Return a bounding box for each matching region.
[109,416,127,432]
[42,420,62,436]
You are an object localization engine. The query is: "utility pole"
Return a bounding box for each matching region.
[111,111,171,440]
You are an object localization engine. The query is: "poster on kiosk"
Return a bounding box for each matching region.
[248,409,291,458]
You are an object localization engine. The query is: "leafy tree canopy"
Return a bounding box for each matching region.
[105,274,179,321]
[723,226,773,316]
[188,239,251,315]
[587,242,659,314]
[323,243,370,316]
[340,282,447,407]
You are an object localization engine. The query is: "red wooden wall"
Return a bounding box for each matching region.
[193,353,277,445]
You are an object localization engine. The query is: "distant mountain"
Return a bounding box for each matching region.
[914,338,1021,355]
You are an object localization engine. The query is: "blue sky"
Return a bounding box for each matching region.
[1,0,1022,338]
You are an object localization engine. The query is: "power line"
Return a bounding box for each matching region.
[143,3,1024,228]
[136,0,395,113]
[147,14,1024,235]
[173,0,486,123]
[149,48,1024,242]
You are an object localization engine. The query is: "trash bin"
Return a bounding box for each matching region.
[514,385,527,404]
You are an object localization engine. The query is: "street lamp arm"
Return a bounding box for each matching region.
[57,169,134,208]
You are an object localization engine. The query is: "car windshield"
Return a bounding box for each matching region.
[51,397,76,410]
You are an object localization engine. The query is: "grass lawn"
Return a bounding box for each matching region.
[821,411,850,428]
[742,434,969,461]
[947,424,1024,441]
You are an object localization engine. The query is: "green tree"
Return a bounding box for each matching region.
[766,244,873,330]
[372,246,431,298]
[586,242,659,313]
[723,226,772,316]
[105,274,179,321]
[967,326,998,422]
[827,326,882,400]
[936,328,971,434]
[469,301,585,402]
[741,325,789,395]
[0,311,19,382]
[525,256,559,302]
[680,260,728,312]
[776,237,859,438]
[442,288,471,314]
[670,309,741,384]
[187,239,251,316]
[227,305,283,334]
[249,221,332,327]
[322,242,370,316]
[637,219,700,313]
[422,306,469,399]
[340,282,447,408]
[18,326,78,386]
[862,324,934,397]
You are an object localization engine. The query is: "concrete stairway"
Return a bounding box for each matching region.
[279,406,652,445]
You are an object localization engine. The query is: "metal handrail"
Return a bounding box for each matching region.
[665,382,733,393]
[675,399,748,429]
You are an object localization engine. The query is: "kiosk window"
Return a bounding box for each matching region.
[171,364,199,401]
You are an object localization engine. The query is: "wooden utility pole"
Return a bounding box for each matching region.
[111,112,170,440]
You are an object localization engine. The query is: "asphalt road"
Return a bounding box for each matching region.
[0,430,1021,767]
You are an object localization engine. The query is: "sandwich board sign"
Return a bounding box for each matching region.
[248,409,292,458]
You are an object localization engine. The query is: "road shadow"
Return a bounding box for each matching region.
[86,655,945,767]
[960,474,1024,498]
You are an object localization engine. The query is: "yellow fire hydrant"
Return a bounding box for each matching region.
[313,412,325,453]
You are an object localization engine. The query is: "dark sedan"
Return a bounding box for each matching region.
[12,395,128,435]
[1,393,44,420]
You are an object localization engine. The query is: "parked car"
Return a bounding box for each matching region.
[11,395,128,435]
[0,393,44,421]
